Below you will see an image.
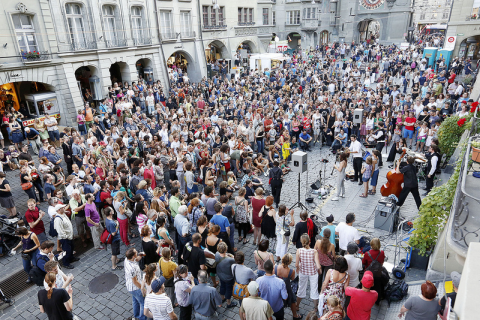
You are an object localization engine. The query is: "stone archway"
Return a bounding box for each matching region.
[287,32,301,49]
[206,40,229,62]
[358,19,381,43]
[236,39,258,54]
[135,58,153,82]
[109,62,130,86]
[320,30,329,45]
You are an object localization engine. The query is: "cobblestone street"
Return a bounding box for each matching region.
[0,143,445,320]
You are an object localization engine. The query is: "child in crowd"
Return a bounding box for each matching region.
[219,181,234,199]
[226,171,239,190]
[360,156,373,198]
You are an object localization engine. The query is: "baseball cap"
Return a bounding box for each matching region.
[451,271,461,288]
[247,281,259,296]
[151,277,166,293]
[326,214,334,223]
[361,271,374,289]
[54,204,67,211]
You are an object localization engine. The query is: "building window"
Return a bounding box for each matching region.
[65,3,87,47]
[263,8,269,25]
[287,10,300,25]
[443,11,449,19]
[238,8,242,23]
[420,13,426,20]
[131,6,143,39]
[273,11,276,25]
[160,10,174,39]
[244,8,248,23]
[203,6,209,26]
[238,8,253,25]
[102,5,116,43]
[12,14,38,53]
[210,6,216,26]
[219,7,224,25]
[249,8,253,23]
[431,12,437,19]
[180,11,192,37]
[303,8,316,19]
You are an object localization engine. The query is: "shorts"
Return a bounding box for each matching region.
[362,177,370,183]
[403,129,414,139]
[111,240,120,256]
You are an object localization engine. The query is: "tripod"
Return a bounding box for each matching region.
[289,172,311,212]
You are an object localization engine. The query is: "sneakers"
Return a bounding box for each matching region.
[331,197,339,201]
[226,302,238,308]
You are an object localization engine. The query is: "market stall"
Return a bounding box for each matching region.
[22,92,60,126]
[249,53,287,72]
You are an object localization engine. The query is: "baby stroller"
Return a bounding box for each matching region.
[0,216,21,257]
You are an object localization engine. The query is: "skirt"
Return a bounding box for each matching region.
[39,130,49,140]
[11,131,24,143]
[0,196,15,208]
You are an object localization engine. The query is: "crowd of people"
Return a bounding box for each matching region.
[0,32,471,320]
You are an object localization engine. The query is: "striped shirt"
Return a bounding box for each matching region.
[124,259,141,292]
[144,293,173,320]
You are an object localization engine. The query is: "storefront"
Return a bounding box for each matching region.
[249,53,287,72]
[0,81,60,127]
[167,52,189,74]
[458,35,480,61]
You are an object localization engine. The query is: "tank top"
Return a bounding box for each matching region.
[22,233,35,251]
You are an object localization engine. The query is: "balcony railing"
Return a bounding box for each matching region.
[181,31,195,38]
[203,24,227,30]
[238,22,256,26]
[20,50,51,62]
[133,37,152,46]
[160,31,176,40]
[105,39,128,48]
[70,39,97,51]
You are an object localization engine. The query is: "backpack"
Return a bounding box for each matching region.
[29,255,50,286]
[366,251,383,278]
[48,216,63,238]
[385,280,409,306]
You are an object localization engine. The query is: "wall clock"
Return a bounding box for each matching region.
[359,0,384,10]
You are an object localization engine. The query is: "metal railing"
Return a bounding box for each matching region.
[238,22,256,26]
[160,31,176,40]
[20,50,51,62]
[203,24,227,30]
[180,31,195,38]
[133,37,152,46]
[105,39,128,48]
[70,40,97,51]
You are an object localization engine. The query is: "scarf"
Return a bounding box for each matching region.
[306,218,314,242]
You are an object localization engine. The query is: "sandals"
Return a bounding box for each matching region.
[359,194,367,198]
[112,266,123,270]
[243,238,249,244]
[368,190,376,195]
[238,237,243,243]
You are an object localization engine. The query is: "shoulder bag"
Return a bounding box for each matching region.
[232,265,250,300]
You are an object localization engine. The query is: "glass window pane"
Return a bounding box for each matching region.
[12,15,22,29]
[73,4,81,15]
[18,34,26,50]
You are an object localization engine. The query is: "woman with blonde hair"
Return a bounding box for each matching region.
[296,234,322,311]
[320,295,344,320]
[38,272,73,318]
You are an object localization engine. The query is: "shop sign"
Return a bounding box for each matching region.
[22,113,60,127]
[457,33,464,36]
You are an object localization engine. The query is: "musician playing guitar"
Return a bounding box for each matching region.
[395,156,422,209]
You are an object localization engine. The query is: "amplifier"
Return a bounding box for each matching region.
[374,201,399,232]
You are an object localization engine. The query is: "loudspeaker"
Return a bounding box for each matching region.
[353,109,364,125]
[374,201,399,232]
[291,151,308,173]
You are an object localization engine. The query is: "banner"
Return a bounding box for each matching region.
[269,40,289,53]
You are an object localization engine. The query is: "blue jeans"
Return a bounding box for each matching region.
[194,312,218,320]
[59,239,74,266]
[219,278,235,300]
[48,130,60,142]
[22,248,39,278]
[256,139,264,154]
[129,289,146,320]
[148,105,155,116]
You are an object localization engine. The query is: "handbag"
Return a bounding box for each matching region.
[317,293,325,315]
[232,266,250,300]
[100,229,113,244]
[21,182,33,191]
[282,215,291,237]
[21,251,31,260]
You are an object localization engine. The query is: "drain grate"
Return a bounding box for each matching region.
[0,269,33,298]
[88,272,119,294]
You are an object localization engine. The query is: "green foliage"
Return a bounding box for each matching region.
[409,137,468,255]
[437,114,473,157]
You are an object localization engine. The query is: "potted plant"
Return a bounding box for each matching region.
[472,140,480,163]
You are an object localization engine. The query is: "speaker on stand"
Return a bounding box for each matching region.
[353,109,364,125]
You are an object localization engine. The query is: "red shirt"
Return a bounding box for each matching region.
[405,117,416,131]
[197,100,205,111]
[345,287,378,320]
[448,73,456,84]
[100,190,112,208]
[143,167,156,190]
[25,207,45,235]
[362,249,385,269]
[264,119,273,131]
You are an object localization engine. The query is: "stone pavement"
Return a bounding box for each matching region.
[0,142,448,320]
